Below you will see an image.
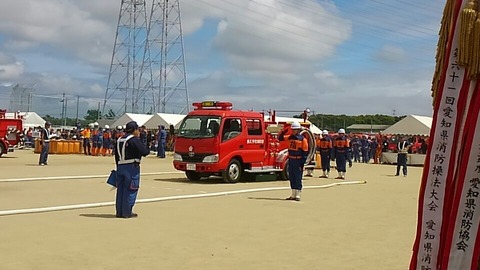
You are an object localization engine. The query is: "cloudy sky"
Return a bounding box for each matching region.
[0,0,444,119]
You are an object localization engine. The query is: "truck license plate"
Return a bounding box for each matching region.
[186,163,196,171]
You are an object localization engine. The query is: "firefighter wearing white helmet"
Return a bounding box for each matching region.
[91,121,103,156]
[333,128,352,180]
[278,121,308,201]
[102,125,112,156]
[318,129,333,178]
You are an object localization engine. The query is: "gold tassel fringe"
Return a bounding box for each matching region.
[431,0,455,105]
[458,0,477,68]
[470,16,480,79]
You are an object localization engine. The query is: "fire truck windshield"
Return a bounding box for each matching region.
[177,115,221,138]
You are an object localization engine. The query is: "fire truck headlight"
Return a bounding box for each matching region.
[173,153,183,161]
[202,154,219,163]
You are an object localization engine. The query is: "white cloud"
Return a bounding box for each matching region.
[0,53,24,80]
[0,0,116,66]
[211,0,351,76]
[376,45,407,63]
[0,0,443,117]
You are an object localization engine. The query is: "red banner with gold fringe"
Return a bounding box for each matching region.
[410,0,480,269]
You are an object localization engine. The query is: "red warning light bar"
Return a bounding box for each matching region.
[192,101,233,110]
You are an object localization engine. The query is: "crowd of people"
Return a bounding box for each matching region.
[22,122,176,157]
[303,130,429,179]
[315,132,428,164]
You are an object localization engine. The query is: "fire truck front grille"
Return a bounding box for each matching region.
[181,153,213,163]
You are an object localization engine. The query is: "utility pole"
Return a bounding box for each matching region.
[61,92,66,126]
[75,95,80,124]
[64,95,68,126]
[27,92,32,112]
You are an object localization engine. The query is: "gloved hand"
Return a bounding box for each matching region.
[349,161,352,168]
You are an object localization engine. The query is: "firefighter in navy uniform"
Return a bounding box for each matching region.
[395,137,411,177]
[114,121,150,218]
[278,122,308,201]
[39,121,52,166]
[319,129,333,178]
[333,129,352,180]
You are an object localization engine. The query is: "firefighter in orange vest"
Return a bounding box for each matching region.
[278,122,308,201]
[91,122,102,156]
[333,129,352,180]
[81,124,92,155]
[319,129,333,178]
[102,125,112,156]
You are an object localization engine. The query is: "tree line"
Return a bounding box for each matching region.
[43,109,112,127]
[299,113,405,131]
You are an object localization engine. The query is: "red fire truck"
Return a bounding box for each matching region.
[0,109,23,157]
[173,101,315,183]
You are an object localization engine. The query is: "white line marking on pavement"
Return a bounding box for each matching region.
[0,181,366,216]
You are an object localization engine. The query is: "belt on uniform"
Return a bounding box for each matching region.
[118,158,141,165]
[44,140,50,142]
[289,155,303,159]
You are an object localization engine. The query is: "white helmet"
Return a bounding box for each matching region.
[322,129,328,135]
[88,123,94,128]
[117,125,122,130]
[338,128,346,134]
[104,125,110,129]
[291,122,302,130]
[94,122,99,127]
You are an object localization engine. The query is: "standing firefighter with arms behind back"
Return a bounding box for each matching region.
[278,122,308,201]
[333,128,352,180]
[39,121,52,166]
[114,121,150,218]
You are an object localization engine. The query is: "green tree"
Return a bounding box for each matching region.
[84,109,100,122]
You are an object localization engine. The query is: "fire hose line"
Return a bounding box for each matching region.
[0,180,366,216]
[300,128,316,165]
[0,172,184,183]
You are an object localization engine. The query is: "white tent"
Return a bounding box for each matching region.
[264,116,322,134]
[5,112,46,128]
[112,113,153,128]
[382,115,432,136]
[143,113,186,129]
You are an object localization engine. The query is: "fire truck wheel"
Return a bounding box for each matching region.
[186,171,202,181]
[0,143,4,157]
[222,159,242,183]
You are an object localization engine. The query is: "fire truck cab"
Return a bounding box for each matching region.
[0,109,23,157]
[173,101,315,183]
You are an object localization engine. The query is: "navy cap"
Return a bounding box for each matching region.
[125,121,139,131]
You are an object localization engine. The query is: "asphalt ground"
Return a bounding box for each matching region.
[0,150,422,270]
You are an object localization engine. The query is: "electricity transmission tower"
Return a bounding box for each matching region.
[103,0,190,118]
[10,83,35,112]
[103,0,153,117]
[149,0,189,114]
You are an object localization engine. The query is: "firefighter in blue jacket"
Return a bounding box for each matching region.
[278,122,308,201]
[114,121,150,218]
[333,128,352,180]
